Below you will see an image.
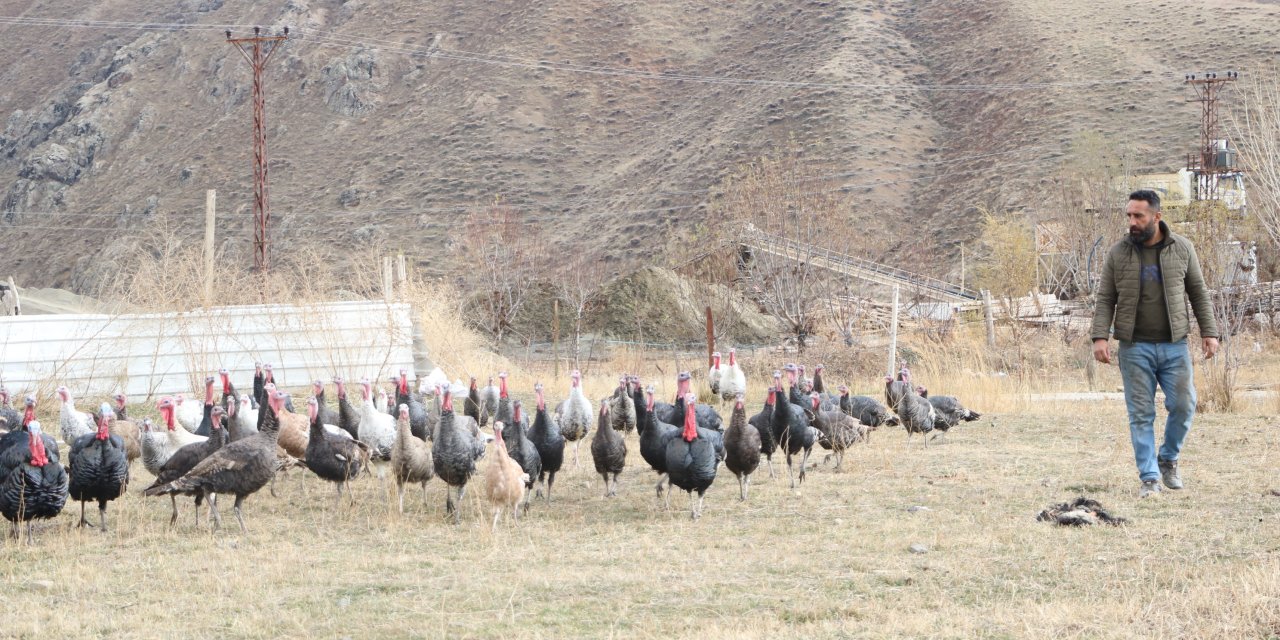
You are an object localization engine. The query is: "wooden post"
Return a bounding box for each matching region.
[203,189,216,306]
[382,256,393,301]
[982,289,996,346]
[705,306,715,368]
[396,253,407,300]
[1030,290,1044,316]
[887,285,900,378]
[552,299,560,380]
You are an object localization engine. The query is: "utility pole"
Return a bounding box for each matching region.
[1184,71,1241,203]
[227,26,288,272]
[203,189,216,306]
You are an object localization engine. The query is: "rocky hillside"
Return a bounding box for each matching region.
[1,0,1278,293]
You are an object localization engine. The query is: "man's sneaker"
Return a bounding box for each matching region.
[1158,458,1184,490]
[1139,479,1161,499]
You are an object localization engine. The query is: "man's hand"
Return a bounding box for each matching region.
[1203,337,1220,359]
[1092,338,1112,365]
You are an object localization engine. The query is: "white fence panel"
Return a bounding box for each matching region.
[0,300,416,400]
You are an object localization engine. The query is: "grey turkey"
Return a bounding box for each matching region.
[144,389,287,533]
[502,400,541,512]
[333,376,362,440]
[770,382,819,489]
[916,386,981,440]
[218,368,244,411]
[556,370,594,467]
[528,383,564,502]
[0,422,68,541]
[653,372,723,432]
[142,405,228,527]
[305,397,369,505]
[0,387,21,434]
[808,392,867,471]
[193,376,218,438]
[431,389,481,524]
[312,380,340,431]
[638,384,681,507]
[392,403,434,513]
[723,393,761,501]
[838,387,899,429]
[67,405,131,530]
[884,364,914,413]
[884,376,936,444]
[747,386,778,478]
[493,372,512,427]
[394,370,431,441]
[464,377,483,426]
[479,376,500,428]
[607,376,637,434]
[590,399,626,498]
[664,394,719,520]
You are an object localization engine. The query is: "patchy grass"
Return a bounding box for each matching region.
[2,400,1277,639]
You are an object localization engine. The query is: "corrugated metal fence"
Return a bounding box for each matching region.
[0,300,417,399]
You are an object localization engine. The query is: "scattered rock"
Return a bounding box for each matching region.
[337,596,351,609]
[906,505,931,513]
[908,543,929,554]
[338,187,363,207]
[1037,497,1127,526]
[1267,489,1280,497]
[28,580,55,591]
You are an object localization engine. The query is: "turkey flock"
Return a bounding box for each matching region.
[0,349,980,539]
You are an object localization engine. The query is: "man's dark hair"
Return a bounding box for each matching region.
[1128,189,1161,211]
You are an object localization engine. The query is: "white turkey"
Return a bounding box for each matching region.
[357,378,396,463]
[56,386,95,446]
[707,352,724,397]
[174,393,205,434]
[716,348,747,402]
[555,370,593,468]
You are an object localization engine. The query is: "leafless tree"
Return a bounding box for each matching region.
[715,155,847,354]
[554,251,607,369]
[454,203,543,343]
[1232,66,1280,252]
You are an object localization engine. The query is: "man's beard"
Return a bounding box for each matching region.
[1129,221,1157,245]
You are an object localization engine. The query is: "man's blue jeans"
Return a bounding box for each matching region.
[1117,340,1196,482]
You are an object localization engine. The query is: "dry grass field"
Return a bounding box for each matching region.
[2,375,1277,639]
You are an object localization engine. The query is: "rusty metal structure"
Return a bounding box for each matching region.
[1184,71,1243,205]
[227,27,289,272]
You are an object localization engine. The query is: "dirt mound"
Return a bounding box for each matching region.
[597,266,778,344]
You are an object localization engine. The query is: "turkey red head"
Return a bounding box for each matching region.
[814,364,825,374]
[765,386,776,407]
[96,403,113,440]
[728,348,737,366]
[22,395,36,428]
[735,393,745,411]
[268,390,287,415]
[681,393,698,442]
[210,406,225,430]
[534,382,545,411]
[254,362,263,376]
[644,385,657,411]
[359,377,373,402]
[226,395,238,418]
[838,385,849,397]
[570,370,582,389]
[809,392,821,412]
[499,372,509,398]
[897,365,911,383]
[114,393,128,413]
[773,370,783,389]
[313,380,325,397]
[56,385,72,404]
[492,421,506,447]
[513,400,524,425]
[469,376,478,392]
[204,376,216,404]
[307,397,319,424]
[376,389,389,409]
[398,403,410,422]
[27,422,49,467]
[398,369,410,396]
[711,352,722,367]
[156,396,177,431]
[141,418,153,433]
[676,371,691,400]
[219,368,232,395]
[617,375,627,392]
[915,385,928,398]
[334,376,347,399]
[783,364,797,386]
[441,388,453,413]
[263,364,275,384]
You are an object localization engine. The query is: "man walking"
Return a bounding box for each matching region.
[1092,190,1219,498]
